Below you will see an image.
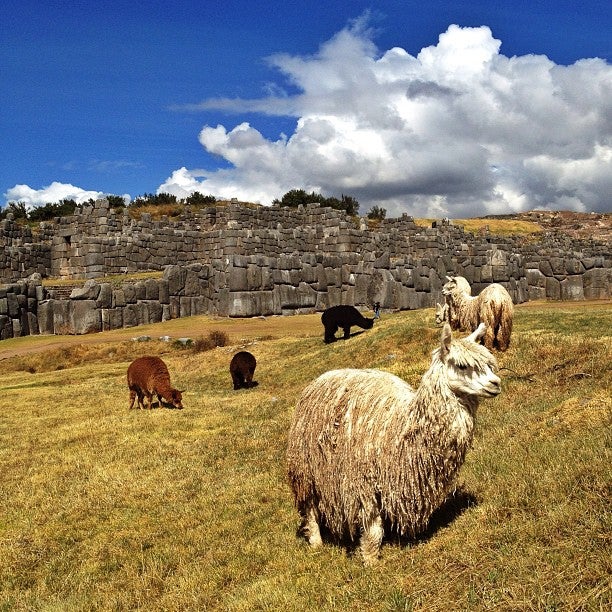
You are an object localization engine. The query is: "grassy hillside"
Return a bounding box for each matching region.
[414,217,543,237]
[0,303,610,610]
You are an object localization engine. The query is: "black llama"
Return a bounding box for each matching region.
[230,351,258,390]
[321,305,374,344]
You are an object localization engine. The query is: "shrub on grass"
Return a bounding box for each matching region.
[192,330,230,352]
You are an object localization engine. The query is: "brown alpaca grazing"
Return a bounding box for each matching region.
[321,305,374,344]
[230,351,258,390]
[127,356,184,409]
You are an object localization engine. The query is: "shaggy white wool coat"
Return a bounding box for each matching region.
[443,277,514,351]
[286,324,500,563]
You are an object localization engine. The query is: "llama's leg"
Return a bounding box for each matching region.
[483,325,496,351]
[343,326,351,339]
[303,504,323,548]
[137,390,145,409]
[360,513,384,565]
[324,325,337,343]
[145,392,153,409]
[128,389,137,410]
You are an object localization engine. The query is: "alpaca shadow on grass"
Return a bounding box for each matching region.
[296,486,479,558]
[325,329,368,343]
[234,381,259,390]
[400,486,479,546]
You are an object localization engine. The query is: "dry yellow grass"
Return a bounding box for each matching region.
[0,302,610,610]
[414,217,543,237]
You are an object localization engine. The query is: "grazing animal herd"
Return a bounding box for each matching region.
[126,276,514,564]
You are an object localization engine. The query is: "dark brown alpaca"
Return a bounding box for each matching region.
[127,356,184,409]
[230,351,258,390]
[321,305,374,344]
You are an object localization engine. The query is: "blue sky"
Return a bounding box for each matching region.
[1,0,610,217]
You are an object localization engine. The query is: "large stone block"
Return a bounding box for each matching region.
[228,291,275,317]
[546,276,561,300]
[52,300,71,334]
[7,293,20,317]
[147,300,163,323]
[583,268,611,299]
[96,283,113,308]
[0,315,11,340]
[70,300,101,334]
[164,265,187,296]
[228,266,248,291]
[480,264,493,282]
[179,296,192,318]
[133,281,146,300]
[528,286,546,300]
[121,284,136,303]
[565,258,584,275]
[367,269,397,308]
[70,279,100,300]
[158,279,170,304]
[145,278,159,300]
[37,300,55,334]
[184,268,202,296]
[560,275,584,300]
[105,308,123,330]
[526,268,546,288]
[122,304,139,328]
[492,265,510,282]
[550,257,565,275]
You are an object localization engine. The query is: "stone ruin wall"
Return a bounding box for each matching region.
[0,198,610,338]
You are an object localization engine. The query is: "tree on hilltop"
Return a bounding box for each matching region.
[185,192,217,206]
[130,192,178,208]
[273,189,359,215]
[367,206,387,221]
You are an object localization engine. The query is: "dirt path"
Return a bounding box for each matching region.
[0,313,324,361]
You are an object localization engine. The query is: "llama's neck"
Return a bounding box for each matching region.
[408,361,478,442]
[158,385,175,401]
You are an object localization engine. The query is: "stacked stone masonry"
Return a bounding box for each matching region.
[0,199,609,337]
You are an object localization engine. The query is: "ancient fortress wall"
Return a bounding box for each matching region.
[1,198,610,338]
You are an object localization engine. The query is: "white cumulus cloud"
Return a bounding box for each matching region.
[163,19,612,217]
[4,182,110,209]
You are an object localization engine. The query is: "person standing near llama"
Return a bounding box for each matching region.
[374,302,381,319]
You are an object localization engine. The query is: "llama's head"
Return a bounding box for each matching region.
[442,276,472,297]
[438,323,501,398]
[169,388,184,409]
[434,302,448,326]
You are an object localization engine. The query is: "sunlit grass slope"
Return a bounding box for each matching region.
[1,303,610,610]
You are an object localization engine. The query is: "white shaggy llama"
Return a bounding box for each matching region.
[441,276,514,351]
[286,323,501,564]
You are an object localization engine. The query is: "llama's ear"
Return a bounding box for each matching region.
[445,275,453,282]
[467,323,487,342]
[440,323,452,354]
